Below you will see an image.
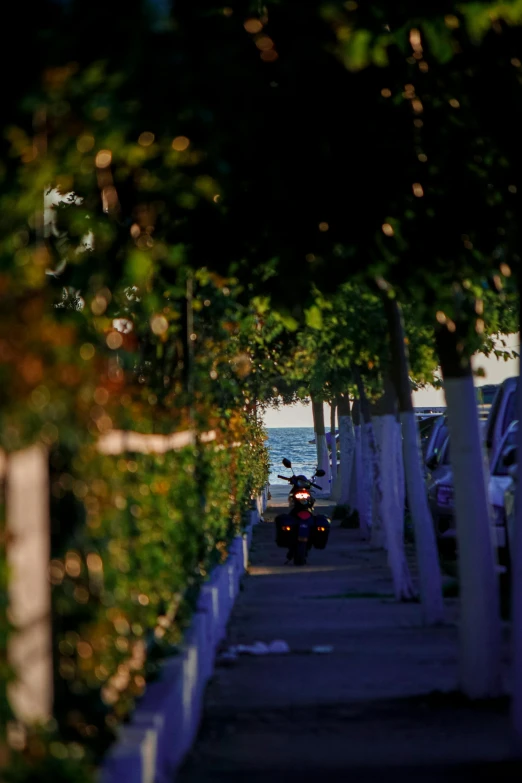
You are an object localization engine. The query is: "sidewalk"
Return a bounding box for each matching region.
[178,489,521,782]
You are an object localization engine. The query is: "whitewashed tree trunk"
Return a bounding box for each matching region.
[371,415,387,549]
[361,421,374,533]
[513,366,522,749]
[383,296,444,626]
[338,414,355,506]
[6,446,53,722]
[444,375,501,697]
[311,396,331,496]
[379,415,416,601]
[355,423,370,538]
[330,402,338,485]
[395,420,405,519]
[401,411,445,625]
[348,438,360,514]
[316,434,330,495]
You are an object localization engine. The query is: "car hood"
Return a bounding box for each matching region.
[427,469,511,510]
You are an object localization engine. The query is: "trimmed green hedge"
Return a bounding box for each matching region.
[2,417,268,780]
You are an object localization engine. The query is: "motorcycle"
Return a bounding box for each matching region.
[274,458,331,565]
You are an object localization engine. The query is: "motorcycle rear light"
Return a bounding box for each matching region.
[282,526,291,531]
[317,526,325,531]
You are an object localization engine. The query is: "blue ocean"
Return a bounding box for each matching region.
[266,427,321,486]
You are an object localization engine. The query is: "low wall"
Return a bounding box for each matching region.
[100,488,268,783]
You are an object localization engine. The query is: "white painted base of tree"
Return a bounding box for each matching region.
[338,414,355,507]
[444,376,502,698]
[379,415,416,601]
[315,432,331,496]
[6,446,53,723]
[512,370,522,751]
[370,417,386,550]
[354,424,370,538]
[348,437,360,515]
[401,411,444,626]
[513,436,522,750]
[361,422,374,533]
[330,465,342,503]
[330,419,338,486]
[395,421,405,521]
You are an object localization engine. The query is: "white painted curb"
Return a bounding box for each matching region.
[100,489,267,783]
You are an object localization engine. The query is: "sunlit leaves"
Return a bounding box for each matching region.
[305,304,323,330]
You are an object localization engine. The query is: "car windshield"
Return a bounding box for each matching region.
[492,425,518,476]
[419,416,439,439]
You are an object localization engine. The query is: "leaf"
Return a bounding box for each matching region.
[126,250,154,284]
[371,38,389,67]
[305,305,323,330]
[277,311,299,331]
[341,29,372,71]
[422,20,455,63]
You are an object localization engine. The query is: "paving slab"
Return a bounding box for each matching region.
[178,492,521,782]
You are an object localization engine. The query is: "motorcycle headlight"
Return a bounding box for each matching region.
[295,492,310,501]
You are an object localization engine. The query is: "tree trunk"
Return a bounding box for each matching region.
[435,326,501,698]
[512,293,522,746]
[355,371,379,546]
[384,297,444,626]
[369,401,387,550]
[373,374,416,601]
[311,395,331,495]
[357,387,374,536]
[336,393,355,507]
[330,401,338,485]
[353,398,370,539]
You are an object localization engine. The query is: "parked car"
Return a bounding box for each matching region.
[503,435,518,578]
[426,434,455,555]
[488,420,518,547]
[485,377,518,461]
[427,420,518,565]
[423,415,447,468]
[476,383,499,420]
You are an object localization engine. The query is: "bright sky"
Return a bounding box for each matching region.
[262,333,520,428]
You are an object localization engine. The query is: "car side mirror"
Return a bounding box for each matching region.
[502,445,517,468]
[282,458,292,468]
[316,469,325,477]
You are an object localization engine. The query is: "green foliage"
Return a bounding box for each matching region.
[2,1,522,779]
[1,417,268,777]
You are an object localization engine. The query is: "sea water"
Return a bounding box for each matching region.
[266,427,323,486]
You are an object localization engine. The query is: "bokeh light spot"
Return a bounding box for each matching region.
[106,331,123,350]
[80,343,95,361]
[138,132,155,147]
[244,18,263,33]
[172,136,190,151]
[95,150,112,168]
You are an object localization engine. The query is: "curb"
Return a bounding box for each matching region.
[100,488,268,783]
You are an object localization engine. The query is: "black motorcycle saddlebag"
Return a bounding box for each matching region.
[313,514,331,549]
[275,513,295,548]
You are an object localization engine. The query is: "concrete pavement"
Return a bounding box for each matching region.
[178,488,521,782]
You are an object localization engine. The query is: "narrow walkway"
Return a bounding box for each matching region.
[178,489,520,782]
